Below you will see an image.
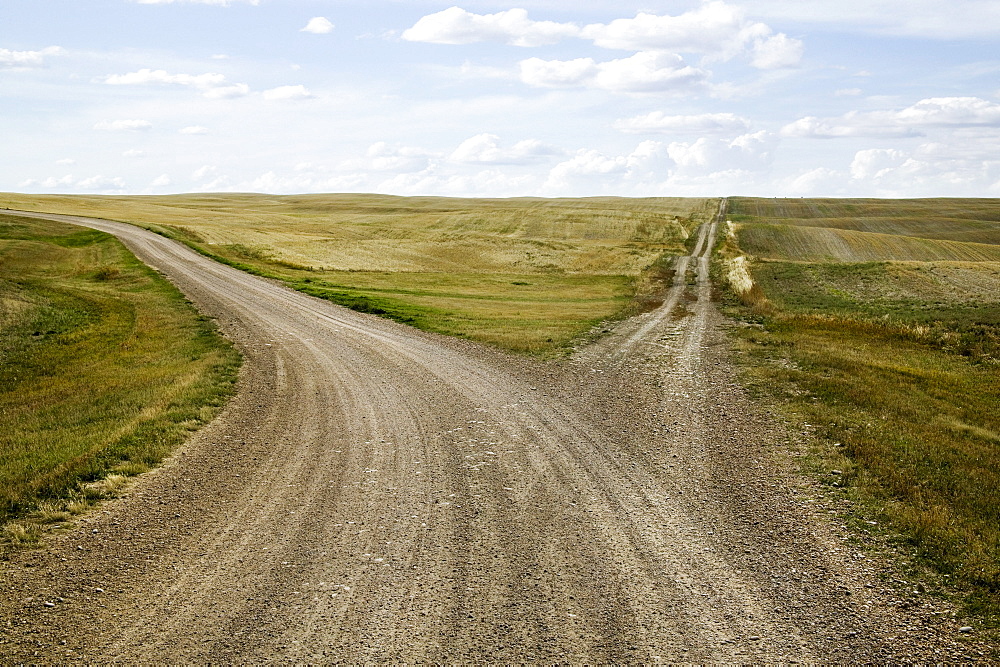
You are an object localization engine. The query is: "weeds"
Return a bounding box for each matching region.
[93,266,121,281]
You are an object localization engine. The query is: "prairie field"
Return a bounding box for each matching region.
[731,197,1000,262]
[0,214,239,544]
[722,197,1000,623]
[1,193,717,354]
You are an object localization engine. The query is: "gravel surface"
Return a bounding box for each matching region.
[0,207,993,662]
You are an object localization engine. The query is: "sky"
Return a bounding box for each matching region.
[2,0,999,198]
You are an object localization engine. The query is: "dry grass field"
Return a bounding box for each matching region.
[721,197,1000,626]
[731,198,1000,262]
[1,193,717,354]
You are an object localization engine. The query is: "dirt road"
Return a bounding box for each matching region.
[0,207,989,662]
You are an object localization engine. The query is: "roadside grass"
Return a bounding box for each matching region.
[0,214,240,551]
[720,197,1000,627]
[1,193,717,356]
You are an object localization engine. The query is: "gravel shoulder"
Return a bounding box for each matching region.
[0,208,991,662]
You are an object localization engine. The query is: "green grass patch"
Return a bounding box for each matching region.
[0,214,240,548]
[722,197,1000,627]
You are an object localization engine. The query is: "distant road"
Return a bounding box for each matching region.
[0,207,983,662]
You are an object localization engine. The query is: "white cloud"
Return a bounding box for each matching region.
[301,17,335,34]
[782,97,1000,138]
[521,52,707,93]
[543,142,677,193]
[545,149,628,186]
[449,133,560,164]
[104,69,224,87]
[781,136,1000,198]
[893,97,1000,126]
[262,85,314,100]
[781,115,896,138]
[615,111,751,134]
[580,3,802,68]
[749,32,803,69]
[850,148,907,179]
[360,143,433,172]
[20,175,75,189]
[103,68,250,98]
[667,131,775,171]
[0,46,63,69]
[835,88,863,97]
[519,57,597,87]
[42,175,77,188]
[192,165,218,180]
[123,149,146,157]
[150,174,172,187]
[78,175,126,190]
[179,125,209,134]
[422,170,537,197]
[584,5,745,52]
[785,167,845,196]
[595,52,707,93]
[55,158,76,165]
[25,174,127,192]
[236,170,376,195]
[403,4,802,69]
[845,142,1000,196]
[402,7,579,47]
[94,119,153,131]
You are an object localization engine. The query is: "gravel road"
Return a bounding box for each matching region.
[0,207,992,662]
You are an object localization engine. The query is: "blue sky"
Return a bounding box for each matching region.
[3,0,999,197]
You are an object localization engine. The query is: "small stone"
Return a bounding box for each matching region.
[95,588,104,594]
[749,635,761,641]
[959,626,973,633]
[831,470,843,475]
[44,602,55,608]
